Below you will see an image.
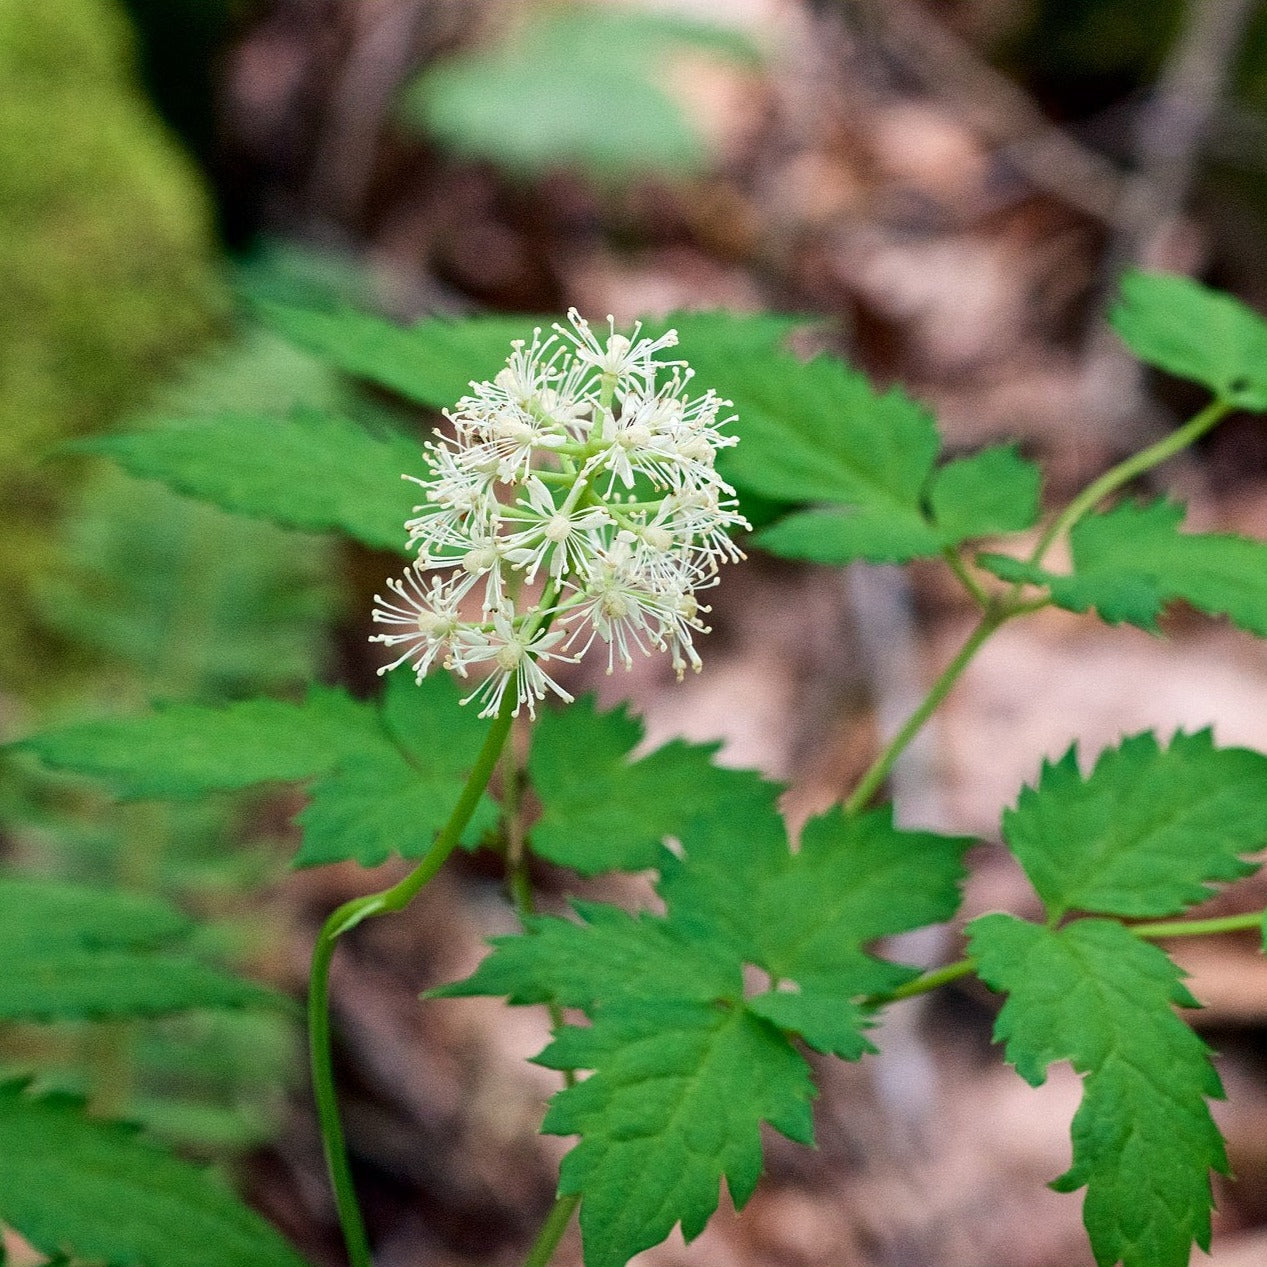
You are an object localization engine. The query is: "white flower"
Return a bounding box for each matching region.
[555,308,681,383]
[371,309,749,712]
[450,613,575,719]
[500,479,612,583]
[369,569,464,681]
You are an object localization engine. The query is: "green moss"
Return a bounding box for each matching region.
[0,0,225,695]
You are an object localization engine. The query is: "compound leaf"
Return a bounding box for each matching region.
[969,915,1226,1267]
[0,878,279,1022]
[12,687,376,799]
[748,805,973,996]
[527,696,771,874]
[431,900,739,1008]
[928,443,1042,544]
[538,1003,814,1267]
[441,696,973,1267]
[0,1080,310,1267]
[979,498,1267,635]
[75,411,424,552]
[709,349,942,563]
[258,305,539,412]
[1110,270,1267,409]
[295,672,499,866]
[1003,730,1267,921]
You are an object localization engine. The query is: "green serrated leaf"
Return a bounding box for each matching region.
[1003,730,1267,920]
[0,952,274,1023]
[538,1003,814,1267]
[979,498,1267,635]
[1110,269,1267,408]
[528,696,771,874]
[709,348,943,564]
[294,672,498,867]
[258,305,540,412]
[0,1080,310,1267]
[74,411,425,552]
[969,915,1226,1267]
[745,989,873,1060]
[928,443,1042,544]
[430,900,739,1007]
[11,687,376,799]
[655,763,790,957]
[749,805,973,996]
[0,878,280,1022]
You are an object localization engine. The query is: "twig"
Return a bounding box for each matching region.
[840,0,1127,222]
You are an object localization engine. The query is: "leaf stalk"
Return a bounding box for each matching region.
[308,689,518,1267]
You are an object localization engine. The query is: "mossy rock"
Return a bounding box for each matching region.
[0,0,225,696]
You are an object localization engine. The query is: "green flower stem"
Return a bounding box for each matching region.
[1029,397,1232,567]
[845,604,1010,815]
[523,1193,581,1267]
[308,689,518,1267]
[868,905,1267,1008]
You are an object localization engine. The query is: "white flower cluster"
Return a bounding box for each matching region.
[370,310,749,717]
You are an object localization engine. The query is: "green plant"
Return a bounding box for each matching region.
[399,2,761,183]
[8,269,1267,1267]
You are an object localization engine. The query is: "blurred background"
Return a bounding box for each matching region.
[6,0,1267,1263]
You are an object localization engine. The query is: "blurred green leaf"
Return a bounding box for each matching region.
[12,687,377,798]
[1111,270,1267,408]
[928,444,1043,544]
[0,1079,311,1267]
[74,411,425,552]
[401,5,760,181]
[257,304,540,412]
[41,470,338,696]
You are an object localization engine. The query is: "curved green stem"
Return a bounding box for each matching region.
[847,397,1234,817]
[866,905,1267,1009]
[845,604,1010,814]
[868,957,977,1006]
[308,690,518,1267]
[1029,398,1232,567]
[523,1194,581,1267]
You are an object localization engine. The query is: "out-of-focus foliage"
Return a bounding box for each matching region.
[4,247,355,1159]
[400,2,761,182]
[0,0,224,692]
